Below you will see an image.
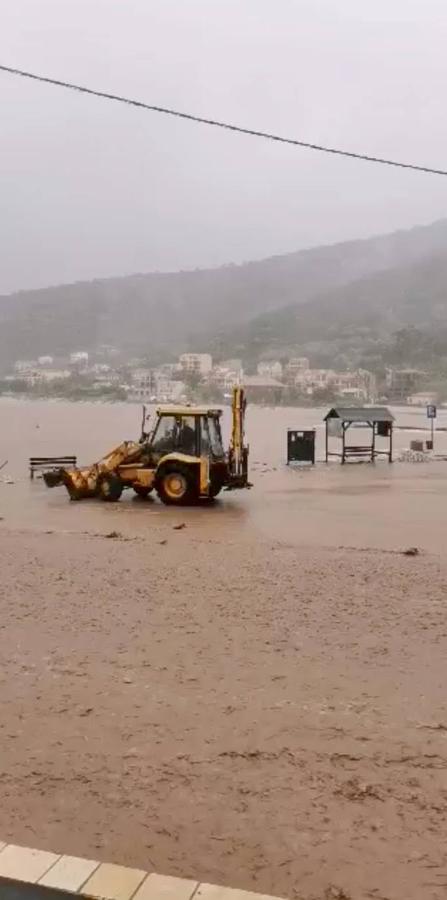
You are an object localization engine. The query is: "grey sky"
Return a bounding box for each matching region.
[1,0,447,294]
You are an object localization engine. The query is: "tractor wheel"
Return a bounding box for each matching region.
[63,474,84,501]
[67,486,83,501]
[209,475,226,498]
[97,474,123,502]
[133,484,152,499]
[156,464,197,506]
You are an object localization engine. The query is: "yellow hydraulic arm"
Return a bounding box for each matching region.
[228,385,249,487]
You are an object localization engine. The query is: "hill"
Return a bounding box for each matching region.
[209,252,447,371]
[1,218,447,371]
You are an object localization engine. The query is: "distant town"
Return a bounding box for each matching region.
[0,348,438,407]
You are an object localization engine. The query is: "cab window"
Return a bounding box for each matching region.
[177,416,197,455]
[151,416,177,454]
[200,418,211,454]
[208,417,224,457]
[151,415,198,456]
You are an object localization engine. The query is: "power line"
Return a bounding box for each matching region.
[1,62,447,177]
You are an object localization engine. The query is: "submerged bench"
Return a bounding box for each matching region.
[29,456,77,479]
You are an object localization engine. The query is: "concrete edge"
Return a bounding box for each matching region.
[0,841,285,900]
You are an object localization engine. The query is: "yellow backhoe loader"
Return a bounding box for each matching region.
[44,386,250,505]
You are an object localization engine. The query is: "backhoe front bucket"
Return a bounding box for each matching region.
[43,440,145,500]
[43,469,66,488]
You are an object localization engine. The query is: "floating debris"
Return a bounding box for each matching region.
[398,449,431,463]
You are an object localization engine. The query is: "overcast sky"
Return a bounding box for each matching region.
[1,0,447,294]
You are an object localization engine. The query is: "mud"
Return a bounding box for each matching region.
[1,400,447,899]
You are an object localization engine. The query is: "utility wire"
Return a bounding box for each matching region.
[1,63,447,177]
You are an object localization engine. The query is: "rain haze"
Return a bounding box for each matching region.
[4,6,447,897]
[1,0,447,294]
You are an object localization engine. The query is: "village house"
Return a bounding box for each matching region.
[179,353,213,376]
[257,360,283,380]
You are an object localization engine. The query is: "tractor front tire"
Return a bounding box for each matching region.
[67,486,83,501]
[209,475,226,498]
[156,464,197,506]
[133,485,152,499]
[97,474,123,502]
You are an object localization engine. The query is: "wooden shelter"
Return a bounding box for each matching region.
[324,406,394,464]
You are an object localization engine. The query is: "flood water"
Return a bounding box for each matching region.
[0,880,74,900]
[1,397,447,553]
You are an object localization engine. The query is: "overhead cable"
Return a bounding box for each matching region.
[1,63,446,176]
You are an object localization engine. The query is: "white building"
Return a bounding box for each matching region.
[131,369,154,390]
[294,367,376,400]
[332,369,376,401]
[129,377,185,404]
[70,351,89,365]
[157,363,177,378]
[14,360,36,374]
[90,363,112,375]
[257,360,283,380]
[97,344,119,359]
[12,368,70,386]
[286,357,310,380]
[179,353,212,376]
[210,366,241,391]
[37,355,54,367]
[130,368,186,403]
[156,376,186,402]
[294,368,336,391]
[38,369,71,382]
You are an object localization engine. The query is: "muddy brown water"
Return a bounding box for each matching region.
[1,397,447,552]
[0,881,72,899]
[2,398,447,900]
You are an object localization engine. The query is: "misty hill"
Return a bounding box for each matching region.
[2,218,447,371]
[210,252,447,371]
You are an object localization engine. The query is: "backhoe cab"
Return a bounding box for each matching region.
[44,387,250,505]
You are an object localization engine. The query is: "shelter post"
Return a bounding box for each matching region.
[323,406,394,465]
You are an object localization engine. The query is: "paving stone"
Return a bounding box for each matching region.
[81,861,147,899]
[134,873,198,900]
[0,843,60,882]
[39,854,99,891]
[195,886,282,900]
